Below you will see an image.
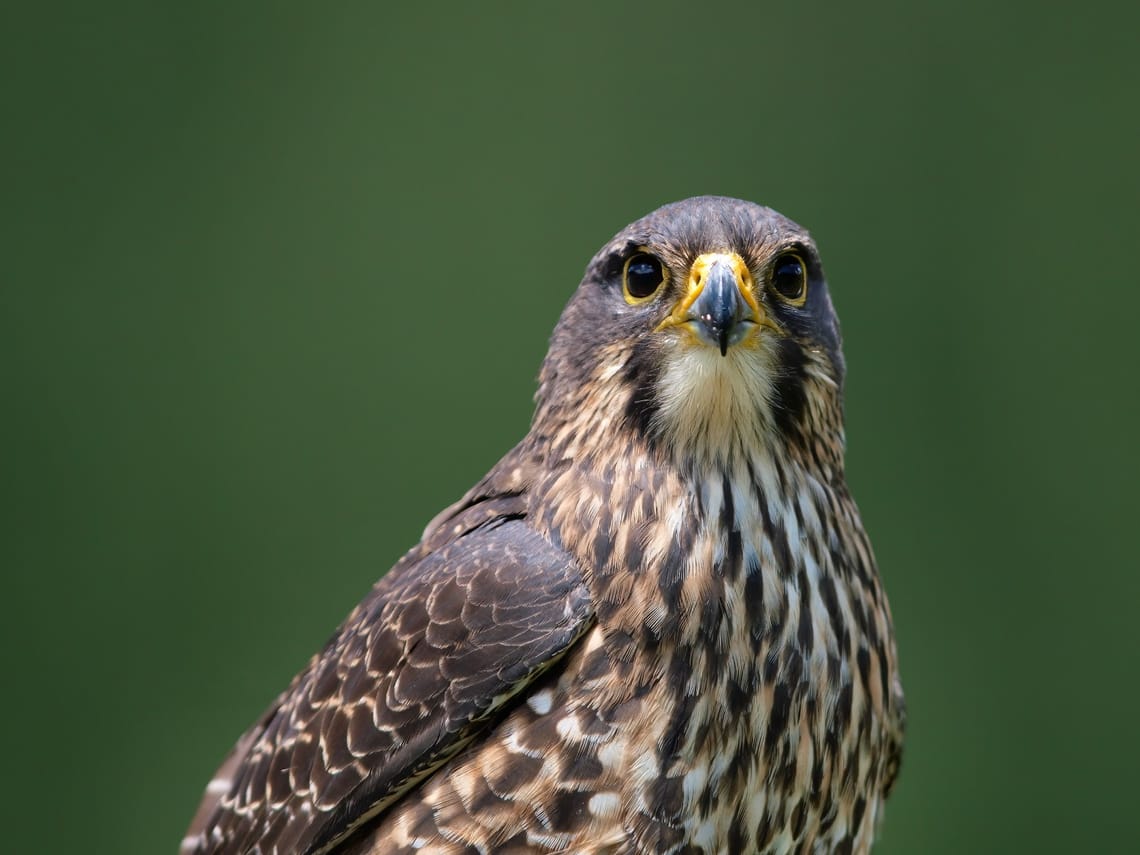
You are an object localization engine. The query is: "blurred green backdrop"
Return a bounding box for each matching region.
[3,2,1137,852]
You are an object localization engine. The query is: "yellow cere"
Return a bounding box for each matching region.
[656,252,771,341]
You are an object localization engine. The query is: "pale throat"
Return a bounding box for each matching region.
[648,341,844,595]
[652,341,784,472]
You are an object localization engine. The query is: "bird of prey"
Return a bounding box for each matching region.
[183,196,905,855]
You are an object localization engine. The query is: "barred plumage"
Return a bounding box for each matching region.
[184,196,904,854]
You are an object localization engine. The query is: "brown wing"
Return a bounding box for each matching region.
[183,517,593,855]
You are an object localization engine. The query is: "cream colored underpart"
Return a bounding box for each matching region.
[671,459,884,854]
[346,344,896,854]
[653,337,780,469]
[357,450,894,854]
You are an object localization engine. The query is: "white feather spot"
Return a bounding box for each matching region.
[588,791,621,819]
[682,765,708,806]
[527,689,554,716]
[596,739,624,771]
[555,714,582,741]
[205,778,231,795]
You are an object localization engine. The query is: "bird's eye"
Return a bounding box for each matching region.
[771,252,808,304]
[623,252,666,303]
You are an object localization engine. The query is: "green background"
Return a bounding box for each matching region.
[4,3,1137,852]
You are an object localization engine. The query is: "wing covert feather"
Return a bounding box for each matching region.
[186,518,592,854]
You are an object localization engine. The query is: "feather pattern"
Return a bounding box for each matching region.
[184,197,904,855]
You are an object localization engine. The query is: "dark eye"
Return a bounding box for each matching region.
[623,252,666,302]
[771,252,807,304]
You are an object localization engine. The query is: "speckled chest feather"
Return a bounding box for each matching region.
[357,433,903,855]
[183,197,905,855]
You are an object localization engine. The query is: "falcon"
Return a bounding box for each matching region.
[183,196,905,854]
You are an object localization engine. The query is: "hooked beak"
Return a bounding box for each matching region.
[657,252,768,356]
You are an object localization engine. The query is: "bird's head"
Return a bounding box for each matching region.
[537,196,847,472]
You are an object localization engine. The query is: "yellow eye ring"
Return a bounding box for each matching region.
[770,251,808,306]
[622,250,667,304]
